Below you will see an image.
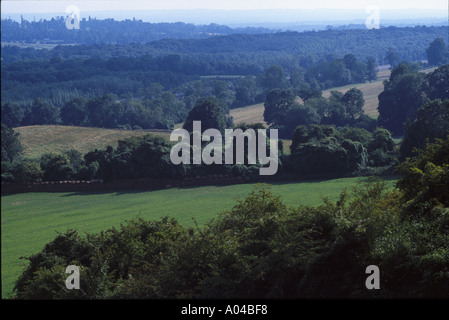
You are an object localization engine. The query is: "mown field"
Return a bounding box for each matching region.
[229,73,387,124]
[1,176,398,298]
[15,125,171,159]
[229,67,436,124]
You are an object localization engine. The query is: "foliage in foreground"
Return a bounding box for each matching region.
[13,177,449,299]
[11,137,449,299]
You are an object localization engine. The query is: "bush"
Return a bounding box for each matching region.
[12,180,449,299]
[288,125,368,176]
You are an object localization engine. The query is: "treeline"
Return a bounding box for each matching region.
[2,30,448,124]
[0,17,275,45]
[2,22,448,64]
[2,93,188,130]
[11,135,449,299]
[2,65,449,185]
[0,51,434,124]
[267,64,449,139]
[0,52,379,123]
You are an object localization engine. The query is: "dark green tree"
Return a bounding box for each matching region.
[86,94,122,128]
[384,47,400,69]
[400,99,449,160]
[40,153,74,181]
[1,102,24,127]
[298,87,322,102]
[1,124,23,162]
[288,124,367,175]
[368,127,395,153]
[366,127,396,167]
[144,83,164,100]
[343,54,366,83]
[366,57,378,82]
[422,64,449,101]
[11,159,43,183]
[426,38,448,66]
[260,65,288,92]
[397,135,449,217]
[377,64,426,135]
[321,89,365,126]
[234,76,260,107]
[26,98,60,125]
[263,89,296,126]
[342,87,365,120]
[60,97,87,126]
[183,97,229,133]
[289,66,306,90]
[326,59,352,87]
[277,103,321,139]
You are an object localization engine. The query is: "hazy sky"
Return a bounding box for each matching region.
[2,0,448,13]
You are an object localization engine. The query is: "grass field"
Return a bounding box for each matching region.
[15,125,171,159]
[1,176,397,298]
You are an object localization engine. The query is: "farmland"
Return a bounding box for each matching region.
[1,176,398,298]
[15,125,171,159]
[13,73,388,159]
[229,67,437,124]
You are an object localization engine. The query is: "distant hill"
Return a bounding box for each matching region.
[2,24,447,65]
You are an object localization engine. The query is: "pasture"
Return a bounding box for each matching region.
[1,176,397,298]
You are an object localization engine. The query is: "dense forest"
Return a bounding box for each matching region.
[0,17,276,45]
[1,22,448,126]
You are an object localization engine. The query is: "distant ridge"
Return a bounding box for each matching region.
[2,8,447,30]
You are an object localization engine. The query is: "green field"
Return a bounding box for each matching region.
[1,176,397,298]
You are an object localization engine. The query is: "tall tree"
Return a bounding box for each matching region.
[366,57,378,82]
[377,64,426,135]
[342,87,365,120]
[1,102,24,128]
[400,99,449,160]
[1,124,23,162]
[426,38,448,66]
[235,76,259,107]
[397,135,449,217]
[61,97,87,126]
[422,64,449,101]
[263,89,296,126]
[260,65,288,93]
[25,98,60,125]
[384,48,400,69]
[183,97,228,133]
[86,94,121,128]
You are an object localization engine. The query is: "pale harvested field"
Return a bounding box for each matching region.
[230,78,384,124]
[15,125,171,158]
[322,81,384,118]
[231,103,267,126]
[231,67,436,124]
